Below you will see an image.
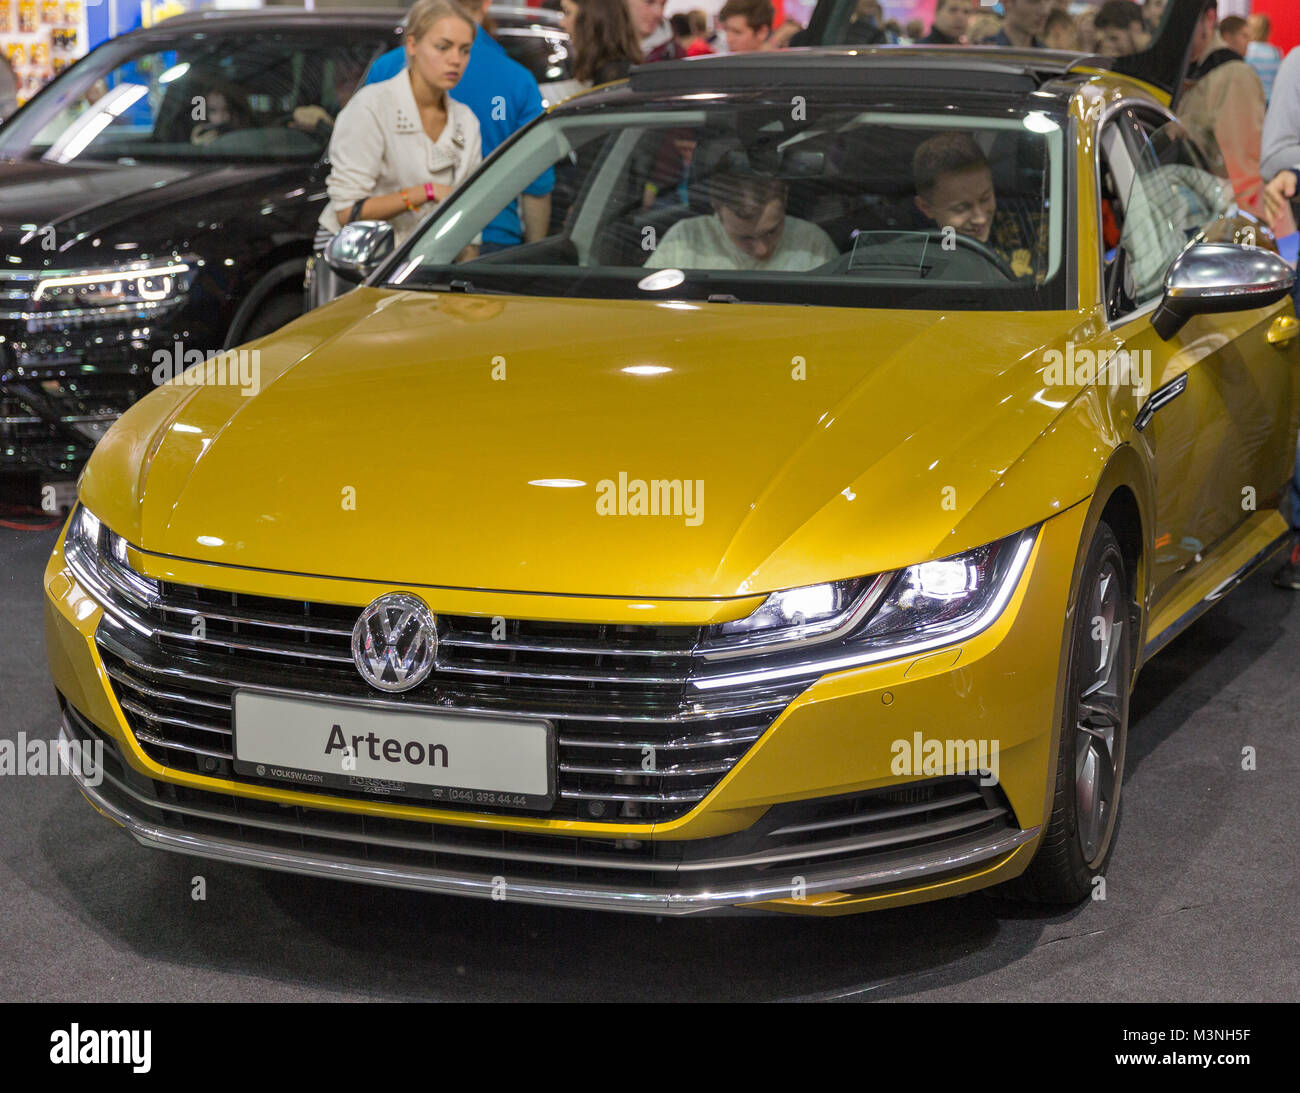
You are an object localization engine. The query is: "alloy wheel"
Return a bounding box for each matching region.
[1074,559,1125,864]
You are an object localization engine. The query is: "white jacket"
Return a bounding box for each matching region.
[320,71,482,244]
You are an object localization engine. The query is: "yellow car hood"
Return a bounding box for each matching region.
[83,288,1089,599]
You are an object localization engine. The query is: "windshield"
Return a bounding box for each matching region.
[494,26,573,85]
[387,95,1069,310]
[0,30,393,164]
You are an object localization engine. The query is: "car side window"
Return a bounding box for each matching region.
[1099,115,1139,319]
[1103,106,1232,319]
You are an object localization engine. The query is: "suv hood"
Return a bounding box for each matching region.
[0,158,300,244]
[83,288,1092,599]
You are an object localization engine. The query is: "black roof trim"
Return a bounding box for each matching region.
[629,46,1115,96]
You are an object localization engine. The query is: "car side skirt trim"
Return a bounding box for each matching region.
[1142,528,1291,661]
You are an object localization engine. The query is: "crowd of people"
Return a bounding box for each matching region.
[310,1,1300,254]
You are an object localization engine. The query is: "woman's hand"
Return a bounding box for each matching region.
[340,186,425,226]
[339,181,455,228]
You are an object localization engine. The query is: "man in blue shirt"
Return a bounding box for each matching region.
[365,0,553,250]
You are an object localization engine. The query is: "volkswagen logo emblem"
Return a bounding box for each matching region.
[352,593,438,693]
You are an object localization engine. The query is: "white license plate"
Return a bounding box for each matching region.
[232,690,554,810]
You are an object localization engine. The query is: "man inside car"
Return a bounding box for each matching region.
[912,130,1042,279]
[644,168,838,271]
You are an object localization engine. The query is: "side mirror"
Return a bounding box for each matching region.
[325,220,395,284]
[1152,242,1296,340]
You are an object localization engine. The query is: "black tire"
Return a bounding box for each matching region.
[1010,520,1133,903]
[239,291,302,342]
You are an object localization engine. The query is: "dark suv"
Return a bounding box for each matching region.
[0,9,403,507]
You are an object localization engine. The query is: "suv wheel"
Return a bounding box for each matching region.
[241,291,302,342]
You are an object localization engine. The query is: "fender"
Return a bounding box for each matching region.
[1027,445,1153,850]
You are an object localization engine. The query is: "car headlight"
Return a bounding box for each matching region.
[32,259,195,312]
[64,503,159,628]
[700,575,875,655]
[692,526,1038,692]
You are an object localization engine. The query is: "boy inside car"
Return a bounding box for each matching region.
[912,130,1043,279]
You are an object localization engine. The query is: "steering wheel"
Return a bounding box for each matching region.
[919,228,1018,281]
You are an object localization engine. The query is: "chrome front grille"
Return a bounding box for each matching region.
[64,705,1029,913]
[93,573,809,821]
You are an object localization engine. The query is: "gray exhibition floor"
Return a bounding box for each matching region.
[2,524,1297,1001]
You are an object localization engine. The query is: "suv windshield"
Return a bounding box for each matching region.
[494,23,573,85]
[0,30,391,164]
[388,94,1069,310]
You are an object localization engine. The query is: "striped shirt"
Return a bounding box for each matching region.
[1247,41,1283,101]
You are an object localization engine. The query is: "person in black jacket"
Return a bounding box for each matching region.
[921,0,972,46]
[844,0,887,45]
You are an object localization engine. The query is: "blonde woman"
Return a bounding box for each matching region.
[310,0,482,304]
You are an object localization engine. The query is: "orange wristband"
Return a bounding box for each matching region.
[400,188,416,212]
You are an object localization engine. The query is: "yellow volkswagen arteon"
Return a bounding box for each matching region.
[45,48,1299,915]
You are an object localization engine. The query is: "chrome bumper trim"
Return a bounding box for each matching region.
[60,716,1038,916]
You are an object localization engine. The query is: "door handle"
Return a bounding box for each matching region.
[1267,315,1299,346]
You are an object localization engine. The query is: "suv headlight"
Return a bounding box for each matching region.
[692,526,1038,692]
[32,259,195,312]
[64,504,158,628]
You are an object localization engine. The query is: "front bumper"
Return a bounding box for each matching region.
[45,500,1088,915]
[61,705,1037,915]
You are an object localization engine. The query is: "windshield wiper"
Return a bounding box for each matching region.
[395,277,519,296]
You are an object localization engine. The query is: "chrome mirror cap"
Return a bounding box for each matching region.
[325,220,395,284]
[1153,242,1296,340]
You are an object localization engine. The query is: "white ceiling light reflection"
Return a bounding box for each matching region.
[48,83,147,163]
[159,62,190,84]
[637,268,684,292]
[528,478,586,488]
[391,257,422,284]
[196,535,224,547]
[432,211,464,239]
[622,365,670,376]
[1023,112,1060,134]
